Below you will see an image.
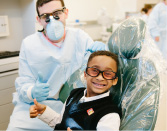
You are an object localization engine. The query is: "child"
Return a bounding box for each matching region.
[29,51,122,130]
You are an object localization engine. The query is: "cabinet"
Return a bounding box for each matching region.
[0,70,18,130]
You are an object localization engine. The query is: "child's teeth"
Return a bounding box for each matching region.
[95,83,104,86]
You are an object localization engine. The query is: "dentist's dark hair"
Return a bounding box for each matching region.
[36,0,65,17]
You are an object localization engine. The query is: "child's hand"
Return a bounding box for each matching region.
[67,127,72,131]
[29,99,46,118]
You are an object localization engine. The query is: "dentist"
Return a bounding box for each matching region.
[7,0,106,130]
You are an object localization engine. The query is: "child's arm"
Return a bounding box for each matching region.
[29,99,46,118]
[29,99,64,128]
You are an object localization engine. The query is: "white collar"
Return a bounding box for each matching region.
[79,89,110,103]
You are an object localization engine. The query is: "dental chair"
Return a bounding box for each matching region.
[59,18,161,130]
[108,18,160,130]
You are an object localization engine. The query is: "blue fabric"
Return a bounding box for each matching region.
[148,2,167,59]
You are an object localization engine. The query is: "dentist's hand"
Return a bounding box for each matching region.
[87,41,106,53]
[30,99,46,118]
[31,73,49,102]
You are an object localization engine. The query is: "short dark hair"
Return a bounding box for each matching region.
[87,51,119,69]
[36,0,65,17]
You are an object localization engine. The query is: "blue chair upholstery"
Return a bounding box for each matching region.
[108,18,160,130]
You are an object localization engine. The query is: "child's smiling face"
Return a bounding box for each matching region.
[84,55,118,97]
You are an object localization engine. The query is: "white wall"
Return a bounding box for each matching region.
[65,0,114,22]
[0,0,35,52]
[0,0,23,51]
[64,0,138,23]
[64,0,138,41]
[20,0,36,38]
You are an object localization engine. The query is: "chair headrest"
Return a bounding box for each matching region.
[108,18,146,59]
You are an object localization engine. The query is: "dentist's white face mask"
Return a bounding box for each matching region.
[46,16,64,41]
